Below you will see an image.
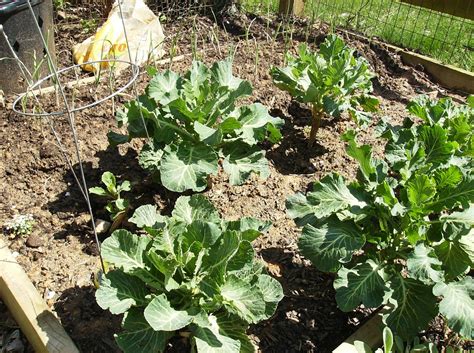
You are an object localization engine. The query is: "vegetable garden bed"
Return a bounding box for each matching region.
[0,5,471,353]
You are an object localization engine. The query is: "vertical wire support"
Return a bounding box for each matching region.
[115,0,151,141]
[0,26,88,201]
[26,0,106,272]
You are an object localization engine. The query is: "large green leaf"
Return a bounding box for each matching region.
[147,70,181,105]
[220,275,266,323]
[192,314,242,353]
[172,195,220,225]
[434,239,472,279]
[204,231,240,271]
[225,217,271,242]
[433,277,474,339]
[144,294,193,331]
[226,240,255,273]
[96,270,148,314]
[334,260,387,311]
[441,204,474,226]
[129,205,166,228]
[215,313,255,353]
[138,141,164,172]
[211,59,251,93]
[406,175,436,209]
[183,221,222,248]
[298,217,366,272]
[433,165,463,189]
[343,131,376,181]
[287,173,366,223]
[101,230,150,272]
[386,277,437,339]
[116,309,173,353]
[256,274,284,318]
[160,142,218,192]
[418,124,455,166]
[407,244,444,284]
[230,103,283,145]
[429,175,474,212]
[221,141,270,185]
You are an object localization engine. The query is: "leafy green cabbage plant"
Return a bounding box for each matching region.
[271,34,378,145]
[96,195,283,353]
[287,96,473,340]
[108,59,283,192]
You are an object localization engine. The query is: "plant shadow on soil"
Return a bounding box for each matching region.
[54,286,122,353]
[266,102,330,175]
[46,146,179,251]
[250,247,369,353]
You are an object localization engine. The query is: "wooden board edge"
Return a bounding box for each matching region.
[22,54,187,98]
[332,306,391,353]
[382,44,474,94]
[341,29,474,94]
[0,240,80,353]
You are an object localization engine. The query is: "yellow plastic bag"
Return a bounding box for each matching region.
[72,0,165,72]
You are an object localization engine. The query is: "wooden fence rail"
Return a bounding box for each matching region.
[400,0,474,20]
[278,0,474,20]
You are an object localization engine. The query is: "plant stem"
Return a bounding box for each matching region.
[309,105,322,146]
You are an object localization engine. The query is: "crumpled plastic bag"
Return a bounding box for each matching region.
[72,0,165,72]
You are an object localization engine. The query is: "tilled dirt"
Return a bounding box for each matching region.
[0,7,468,353]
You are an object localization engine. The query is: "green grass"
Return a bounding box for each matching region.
[240,0,473,71]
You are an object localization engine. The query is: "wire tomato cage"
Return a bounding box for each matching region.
[2,0,154,271]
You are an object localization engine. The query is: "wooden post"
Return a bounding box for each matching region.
[279,0,305,16]
[0,240,80,353]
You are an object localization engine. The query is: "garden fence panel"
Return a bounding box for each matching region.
[241,0,473,71]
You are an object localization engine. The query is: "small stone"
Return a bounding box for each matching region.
[95,219,111,234]
[26,233,43,248]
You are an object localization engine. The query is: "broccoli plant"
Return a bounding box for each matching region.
[286,97,473,340]
[271,34,378,145]
[108,59,283,192]
[405,95,473,158]
[96,195,283,353]
[89,171,131,230]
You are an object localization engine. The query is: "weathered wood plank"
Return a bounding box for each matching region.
[333,307,390,353]
[0,240,80,353]
[400,0,473,20]
[279,0,305,16]
[382,42,474,93]
[342,29,474,93]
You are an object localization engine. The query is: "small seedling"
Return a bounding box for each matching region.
[4,214,34,237]
[89,171,130,231]
[80,18,98,34]
[355,326,440,353]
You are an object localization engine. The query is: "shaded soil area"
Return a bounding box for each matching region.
[0,6,469,353]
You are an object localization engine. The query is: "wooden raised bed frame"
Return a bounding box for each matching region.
[0,239,79,353]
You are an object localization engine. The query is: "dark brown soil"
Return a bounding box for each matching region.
[0,6,469,353]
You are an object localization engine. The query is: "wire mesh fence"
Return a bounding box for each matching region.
[241,0,474,72]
